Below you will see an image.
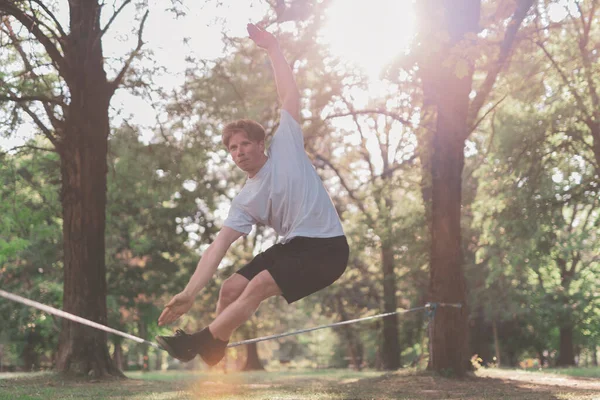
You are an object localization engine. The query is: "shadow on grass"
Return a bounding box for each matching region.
[336,370,600,400]
[1,369,599,399]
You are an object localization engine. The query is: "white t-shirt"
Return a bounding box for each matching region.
[224,110,344,243]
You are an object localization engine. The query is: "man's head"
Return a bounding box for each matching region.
[222,120,267,177]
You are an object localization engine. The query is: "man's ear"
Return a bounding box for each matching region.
[259,140,266,152]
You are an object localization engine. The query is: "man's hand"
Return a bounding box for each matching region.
[158,292,194,326]
[247,23,278,51]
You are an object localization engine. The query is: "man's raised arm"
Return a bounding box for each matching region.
[247,23,300,122]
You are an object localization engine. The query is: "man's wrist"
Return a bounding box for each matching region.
[182,286,197,299]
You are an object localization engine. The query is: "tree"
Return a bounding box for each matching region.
[534,0,600,175]
[0,147,63,370]
[0,0,149,376]
[313,94,425,370]
[413,0,534,375]
[104,124,222,370]
[472,94,600,366]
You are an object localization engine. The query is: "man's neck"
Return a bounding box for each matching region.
[248,154,268,179]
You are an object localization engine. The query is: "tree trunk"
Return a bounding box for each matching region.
[537,350,546,369]
[468,311,492,365]
[55,0,120,377]
[155,351,163,371]
[418,0,480,377]
[21,330,41,372]
[556,325,576,366]
[336,296,364,370]
[493,320,501,366]
[242,343,264,371]
[138,320,149,372]
[112,340,124,371]
[381,243,401,370]
[592,346,598,367]
[426,62,471,377]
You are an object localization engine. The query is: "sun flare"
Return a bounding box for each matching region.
[321,0,416,81]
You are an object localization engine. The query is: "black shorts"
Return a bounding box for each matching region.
[236,235,349,304]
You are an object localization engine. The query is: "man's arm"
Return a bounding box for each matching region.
[247,23,300,122]
[182,227,244,297]
[158,227,244,326]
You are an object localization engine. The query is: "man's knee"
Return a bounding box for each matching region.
[244,270,282,302]
[219,274,249,305]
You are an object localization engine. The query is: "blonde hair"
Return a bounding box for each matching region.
[222,120,266,148]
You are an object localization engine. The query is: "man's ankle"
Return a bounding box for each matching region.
[207,326,229,343]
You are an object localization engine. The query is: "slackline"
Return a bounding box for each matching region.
[0,289,461,351]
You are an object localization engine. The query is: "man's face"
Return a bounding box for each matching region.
[228,131,265,174]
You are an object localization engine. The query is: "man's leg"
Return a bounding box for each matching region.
[209,270,282,341]
[215,274,249,315]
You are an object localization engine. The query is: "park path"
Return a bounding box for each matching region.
[478,369,600,391]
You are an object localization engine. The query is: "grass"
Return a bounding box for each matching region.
[0,367,599,399]
[527,367,600,378]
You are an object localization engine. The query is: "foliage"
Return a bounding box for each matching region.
[0,0,599,374]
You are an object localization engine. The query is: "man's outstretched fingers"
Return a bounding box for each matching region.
[158,307,176,326]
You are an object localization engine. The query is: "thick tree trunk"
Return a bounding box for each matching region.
[418,0,480,377]
[381,244,401,370]
[426,72,471,375]
[55,1,120,377]
[556,325,576,366]
[592,346,598,367]
[243,343,264,371]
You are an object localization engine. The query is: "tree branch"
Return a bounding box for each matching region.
[24,0,66,49]
[9,144,56,153]
[20,105,58,149]
[340,98,377,179]
[109,10,149,95]
[28,0,67,38]
[381,155,416,179]
[536,40,591,120]
[324,109,413,127]
[101,0,133,37]
[0,95,64,105]
[464,111,498,181]
[467,0,534,134]
[469,93,508,134]
[313,152,374,226]
[576,2,600,121]
[0,1,66,73]
[2,19,37,73]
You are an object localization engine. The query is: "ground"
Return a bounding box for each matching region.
[0,368,599,399]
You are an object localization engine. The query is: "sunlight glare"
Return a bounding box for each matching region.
[321,0,416,81]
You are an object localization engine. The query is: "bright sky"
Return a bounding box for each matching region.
[1,0,415,150]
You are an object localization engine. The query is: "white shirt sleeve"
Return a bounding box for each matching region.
[223,201,254,235]
[271,109,304,152]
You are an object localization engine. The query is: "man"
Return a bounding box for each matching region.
[155,23,349,366]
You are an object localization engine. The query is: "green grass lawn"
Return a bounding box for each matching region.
[0,367,599,400]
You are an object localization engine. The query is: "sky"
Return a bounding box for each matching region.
[0,0,574,152]
[0,0,415,150]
